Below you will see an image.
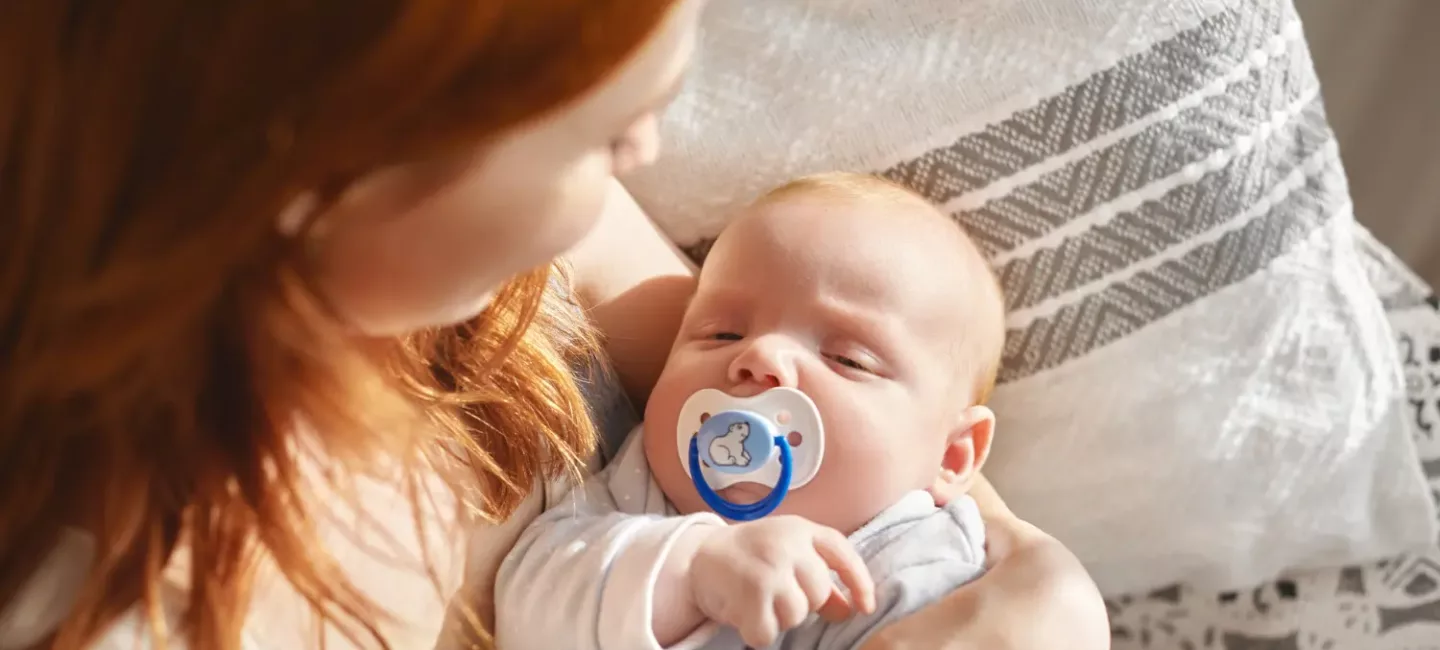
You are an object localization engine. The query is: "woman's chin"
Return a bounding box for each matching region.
[436,291,497,325]
[338,290,499,337]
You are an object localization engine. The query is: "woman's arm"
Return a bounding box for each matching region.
[565,178,696,405]
[860,473,1111,650]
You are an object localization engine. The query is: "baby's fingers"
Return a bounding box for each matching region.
[816,586,854,623]
[811,529,876,615]
[737,608,781,649]
[795,554,846,623]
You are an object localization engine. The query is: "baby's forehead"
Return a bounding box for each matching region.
[704,178,1008,397]
[725,189,983,288]
[707,190,995,333]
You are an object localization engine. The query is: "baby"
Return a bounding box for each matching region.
[496,173,1007,650]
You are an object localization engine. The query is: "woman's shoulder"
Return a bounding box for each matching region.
[0,528,94,650]
[0,530,225,650]
[0,470,473,650]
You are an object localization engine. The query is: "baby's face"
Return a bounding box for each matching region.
[643,193,996,534]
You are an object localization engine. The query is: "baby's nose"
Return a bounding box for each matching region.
[727,337,798,390]
[735,366,782,388]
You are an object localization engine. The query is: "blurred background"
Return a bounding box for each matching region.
[1299,0,1440,287]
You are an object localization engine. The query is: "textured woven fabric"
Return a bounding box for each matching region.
[1107,225,1440,649]
[624,0,1435,595]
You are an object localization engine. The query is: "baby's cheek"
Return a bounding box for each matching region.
[641,420,708,514]
[817,425,925,524]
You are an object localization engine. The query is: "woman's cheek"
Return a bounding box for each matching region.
[504,159,609,263]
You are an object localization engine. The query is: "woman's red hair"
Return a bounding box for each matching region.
[0,1,678,648]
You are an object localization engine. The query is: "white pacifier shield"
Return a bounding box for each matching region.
[676,387,824,491]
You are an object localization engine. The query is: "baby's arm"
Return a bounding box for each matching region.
[650,526,715,644]
[495,487,872,650]
[493,451,724,650]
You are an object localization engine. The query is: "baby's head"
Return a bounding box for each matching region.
[643,173,1006,534]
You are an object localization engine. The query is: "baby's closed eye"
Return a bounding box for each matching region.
[825,352,876,374]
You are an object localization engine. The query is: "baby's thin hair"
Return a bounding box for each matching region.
[754,172,937,210]
[755,171,1008,405]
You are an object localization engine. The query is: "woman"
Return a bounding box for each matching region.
[0,1,1104,650]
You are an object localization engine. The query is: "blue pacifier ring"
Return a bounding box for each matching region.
[689,435,793,521]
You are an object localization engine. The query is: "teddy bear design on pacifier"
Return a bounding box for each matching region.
[675,387,825,521]
[708,422,752,467]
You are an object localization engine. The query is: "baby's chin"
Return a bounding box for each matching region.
[715,481,772,506]
[695,483,888,534]
[674,481,828,524]
[658,480,773,519]
[682,483,786,524]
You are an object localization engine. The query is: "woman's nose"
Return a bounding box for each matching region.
[613,114,661,176]
[630,114,661,168]
[727,336,798,389]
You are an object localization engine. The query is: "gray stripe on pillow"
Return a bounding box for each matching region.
[877,4,1283,204]
[998,97,1335,313]
[962,46,1319,257]
[676,4,1299,269]
[998,147,1346,383]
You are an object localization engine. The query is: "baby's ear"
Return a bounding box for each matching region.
[926,406,995,507]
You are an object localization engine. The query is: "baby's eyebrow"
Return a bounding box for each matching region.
[690,286,752,311]
[817,300,904,351]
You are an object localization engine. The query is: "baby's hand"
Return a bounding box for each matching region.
[689,515,877,647]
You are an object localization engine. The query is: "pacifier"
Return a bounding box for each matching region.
[675,387,824,521]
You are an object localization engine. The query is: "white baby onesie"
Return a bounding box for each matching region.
[495,428,986,650]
